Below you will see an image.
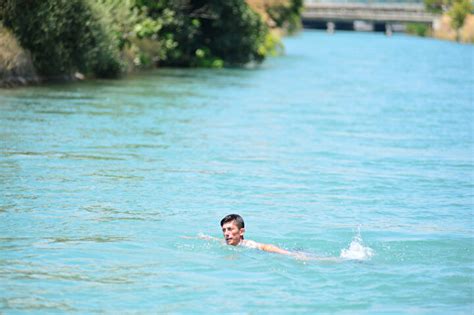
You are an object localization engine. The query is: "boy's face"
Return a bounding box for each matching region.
[221,220,244,246]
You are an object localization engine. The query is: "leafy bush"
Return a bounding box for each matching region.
[0,24,38,84]
[197,0,271,65]
[0,0,122,78]
[135,0,277,67]
[93,0,177,69]
[423,0,473,41]
[449,0,473,31]
[406,23,430,36]
[0,0,295,78]
[266,0,303,34]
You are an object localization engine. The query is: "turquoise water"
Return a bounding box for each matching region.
[1,31,473,313]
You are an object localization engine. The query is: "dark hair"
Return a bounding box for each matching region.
[220,214,245,229]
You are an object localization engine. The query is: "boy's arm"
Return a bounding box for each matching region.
[246,240,341,261]
[259,243,291,255]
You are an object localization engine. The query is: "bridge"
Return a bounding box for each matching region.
[302,1,440,33]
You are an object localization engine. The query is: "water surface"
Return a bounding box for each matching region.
[1,31,473,313]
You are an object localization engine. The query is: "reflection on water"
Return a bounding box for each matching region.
[0,31,473,313]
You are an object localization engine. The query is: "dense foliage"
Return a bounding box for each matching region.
[424,0,473,34]
[448,0,473,32]
[406,23,429,37]
[266,0,303,34]
[0,0,300,79]
[0,0,122,78]
[0,25,38,84]
[133,0,276,67]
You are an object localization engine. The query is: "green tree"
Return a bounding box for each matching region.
[266,0,303,34]
[448,0,473,40]
[406,23,429,36]
[196,0,270,65]
[135,0,276,67]
[0,0,122,78]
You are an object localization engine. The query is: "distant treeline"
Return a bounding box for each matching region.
[0,0,302,81]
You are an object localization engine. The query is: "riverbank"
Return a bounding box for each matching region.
[0,27,82,88]
[0,0,302,88]
[433,14,474,43]
[0,26,39,87]
[406,14,474,43]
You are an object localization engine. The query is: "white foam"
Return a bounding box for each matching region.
[340,229,374,261]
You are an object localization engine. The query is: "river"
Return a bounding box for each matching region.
[1,30,473,313]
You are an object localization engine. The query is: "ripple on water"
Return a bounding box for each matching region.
[0,31,473,313]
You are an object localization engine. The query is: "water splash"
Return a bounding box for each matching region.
[340,227,374,261]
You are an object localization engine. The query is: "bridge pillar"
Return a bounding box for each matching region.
[385,24,393,36]
[432,17,441,31]
[326,22,335,33]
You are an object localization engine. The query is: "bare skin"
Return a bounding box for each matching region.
[183,220,340,262]
[221,220,292,255]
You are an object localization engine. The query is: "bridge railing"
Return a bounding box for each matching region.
[303,0,439,28]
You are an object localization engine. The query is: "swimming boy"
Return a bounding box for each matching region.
[220,214,292,255]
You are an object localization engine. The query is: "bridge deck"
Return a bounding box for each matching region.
[303,3,439,23]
